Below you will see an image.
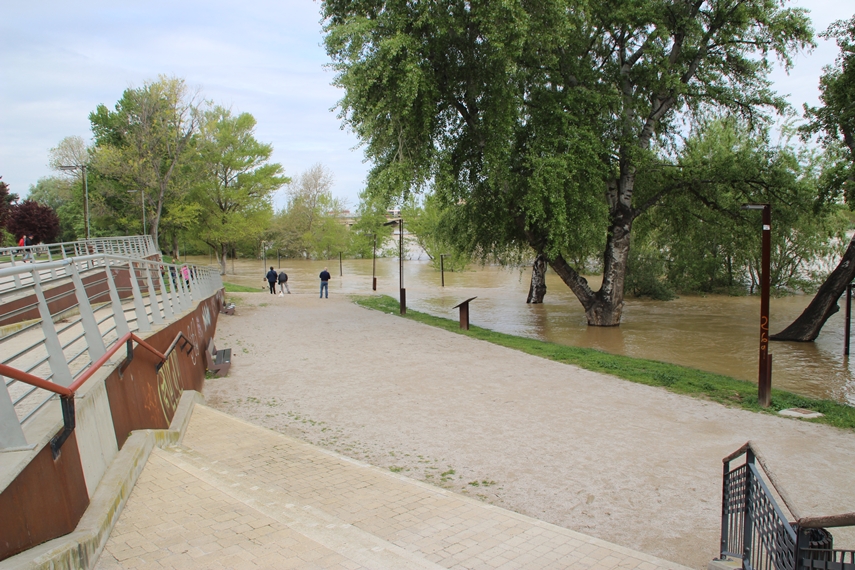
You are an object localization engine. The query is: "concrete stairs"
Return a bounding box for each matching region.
[94,405,691,569]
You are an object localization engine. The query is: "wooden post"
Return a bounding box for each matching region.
[452,297,477,330]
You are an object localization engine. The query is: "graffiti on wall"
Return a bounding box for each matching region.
[156,350,182,423]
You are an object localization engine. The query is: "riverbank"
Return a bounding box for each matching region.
[354,295,855,430]
[206,291,855,569]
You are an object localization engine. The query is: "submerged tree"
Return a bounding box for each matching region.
[773,15,855,342]
[632,119,845,297]
[323,0,813,326]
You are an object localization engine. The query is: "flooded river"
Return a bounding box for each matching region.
[195,254,855,406]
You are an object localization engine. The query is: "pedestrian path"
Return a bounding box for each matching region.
[95,405,690,570]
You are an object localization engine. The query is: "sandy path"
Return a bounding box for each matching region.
[205,292,855,569]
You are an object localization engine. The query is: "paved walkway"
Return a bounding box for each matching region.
[95,405,690,570]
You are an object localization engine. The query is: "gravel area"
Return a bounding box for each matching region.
[205,292,855,569]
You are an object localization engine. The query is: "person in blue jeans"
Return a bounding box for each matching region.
[319,267,331,298]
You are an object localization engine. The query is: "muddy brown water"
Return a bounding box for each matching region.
[196,254,855,405]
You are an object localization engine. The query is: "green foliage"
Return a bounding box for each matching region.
[89,75,201,249]
[324,0,815,322]
[348,191,394,258]
[272,164,350,259]
[354,295,855,429]
[190,106,287,274]
[802,15,855,207]
[634,119,847,295]
[27,177,80,242]
[625,243,676,300]
[401,194,470,270]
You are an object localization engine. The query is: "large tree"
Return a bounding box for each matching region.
[323,0,813,325]
[89,76,201,249]
[772,15,855,342]
[191,107,288,274]
[0,178,17,237]
[272,164,349,259]
[7,200,61,244]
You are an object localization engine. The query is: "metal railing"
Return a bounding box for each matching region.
[0,238,222,452]
[720,442,855,570]
[0,236,158,298]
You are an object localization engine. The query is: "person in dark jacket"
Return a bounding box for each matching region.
[319,267,331,298]
[265,267,278,294]
[278,270,290,294]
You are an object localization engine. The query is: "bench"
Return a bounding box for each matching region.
[221,302,236,315]
[205,339,232,377]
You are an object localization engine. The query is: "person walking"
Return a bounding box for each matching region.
[22,234,34,263]
[278,270,290,295]
[319,267,331,298]
[265,266,278,294]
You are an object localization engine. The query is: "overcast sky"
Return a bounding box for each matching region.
[1,1,852,210]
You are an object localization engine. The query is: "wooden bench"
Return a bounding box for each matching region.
[205,339,232,377]
[221,302,236,315]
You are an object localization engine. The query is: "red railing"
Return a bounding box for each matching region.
[2,332,169,458]
[1,332,166,397]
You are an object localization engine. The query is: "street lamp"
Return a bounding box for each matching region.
[383,218,405,314]
[440,253,450,287]
[59,164,89,239]
[372,232,377,291]
[742,203,772,407]
[127,189,146,235]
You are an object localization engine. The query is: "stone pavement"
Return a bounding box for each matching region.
[95,404,690,570]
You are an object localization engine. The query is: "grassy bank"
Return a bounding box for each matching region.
[353,294,855,431]
[223,282,261,293]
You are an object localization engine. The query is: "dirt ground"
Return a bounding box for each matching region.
[205,292,855,569]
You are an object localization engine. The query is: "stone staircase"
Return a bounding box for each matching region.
[94,405,690,570]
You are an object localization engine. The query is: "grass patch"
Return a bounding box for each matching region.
[223,282,260,293]
[353,294,855,431]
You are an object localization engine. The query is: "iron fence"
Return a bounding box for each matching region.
[720,442,855,570]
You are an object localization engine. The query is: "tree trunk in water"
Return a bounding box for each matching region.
[770,234,855,342]
[527,254,547,303]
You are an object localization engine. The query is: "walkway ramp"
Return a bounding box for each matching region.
[96,405,689,570]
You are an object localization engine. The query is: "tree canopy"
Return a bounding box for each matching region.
[191,107,289,274]
[323,0,814,325]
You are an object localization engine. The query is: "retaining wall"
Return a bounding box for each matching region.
[0,290,224,561]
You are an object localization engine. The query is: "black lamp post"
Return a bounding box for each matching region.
[372,233,377,291]
[742,203,772,407]
[383,218,405,314]
[440,253,449,287]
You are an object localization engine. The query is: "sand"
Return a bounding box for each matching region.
[205,292,855,569]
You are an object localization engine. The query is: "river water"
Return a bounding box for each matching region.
[197,254,855,406]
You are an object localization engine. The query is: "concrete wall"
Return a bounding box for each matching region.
[0,290,224,561]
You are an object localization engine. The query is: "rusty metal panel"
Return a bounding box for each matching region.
[106,293,222,448]
[0,432,89,560]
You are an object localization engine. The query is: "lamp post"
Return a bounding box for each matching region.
[383,218,405,314]
[372,233,377,291]
[59,164,89,239]
[440,253,449,287]
[742,203,772,407]
[127,189,146,235]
